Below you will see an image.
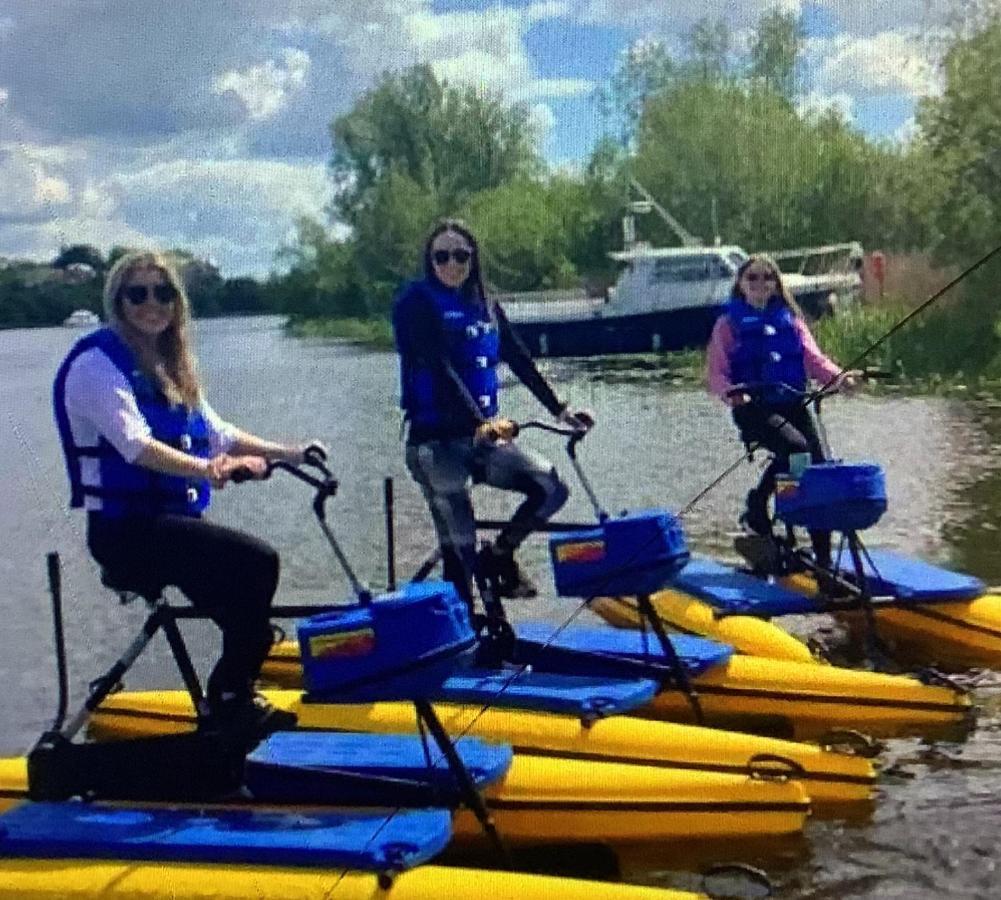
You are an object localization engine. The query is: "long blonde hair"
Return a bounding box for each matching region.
[103,251,202,409]
[731,253,804,318]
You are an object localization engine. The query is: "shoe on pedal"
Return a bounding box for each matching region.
[199,693,298,738]
[739,489,773,537]
[477,547,538,599]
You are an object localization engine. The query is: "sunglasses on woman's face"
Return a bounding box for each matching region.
[432,248,472,266]
[744,271,777,283]
[123,283,178,306]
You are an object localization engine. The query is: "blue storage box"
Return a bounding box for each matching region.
[549,509,690,597]
[298,581,476,701]
[775,461,887,531]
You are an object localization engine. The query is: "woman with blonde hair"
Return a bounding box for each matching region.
[53,250,319,735]
[706,254,859,567]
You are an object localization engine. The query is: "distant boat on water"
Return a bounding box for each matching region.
[62,310,100,328]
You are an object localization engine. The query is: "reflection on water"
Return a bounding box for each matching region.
[4,316,1001,896]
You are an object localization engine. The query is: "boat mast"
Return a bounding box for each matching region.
[627,178,702,248]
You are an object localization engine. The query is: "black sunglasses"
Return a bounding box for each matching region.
[432,248,472,266]
[123,283,178,306]
[744,271,777,283]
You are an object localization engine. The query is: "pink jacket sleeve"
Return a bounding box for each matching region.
[706,316,736,401]
[794,318,842,385]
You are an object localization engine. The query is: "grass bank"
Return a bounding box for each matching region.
[284,285,1001,396]
[285,316,394,350]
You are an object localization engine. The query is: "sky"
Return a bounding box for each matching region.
[0,0,952,276]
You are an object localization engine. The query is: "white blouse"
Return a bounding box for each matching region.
[62,347,237,510]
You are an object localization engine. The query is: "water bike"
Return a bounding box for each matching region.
[264,421,969,743]
[591,381,1001,674]
[22,452,810,847]
[0,522,782,900]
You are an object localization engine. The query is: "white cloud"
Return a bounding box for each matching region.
[0,148,72,221]
[107,159,333,275]
[213,48,311,121]
[892,115,919,145]
[578,0,801,30]
[814,1,952,37]
[796,89,854,122]
[811,31,939,99]
[313,3,587,103]
[528,102,557,139]
[0,157,332,275]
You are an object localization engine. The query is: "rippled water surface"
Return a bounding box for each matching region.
[4,317,1001,897]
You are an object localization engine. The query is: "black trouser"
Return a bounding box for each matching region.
[732,402,832,565]
[88,513,280,704]
[405,437,570,605]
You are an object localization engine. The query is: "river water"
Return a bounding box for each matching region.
[3,316,1001,897]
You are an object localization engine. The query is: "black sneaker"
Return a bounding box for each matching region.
[478,547,538,599]
[200,694,298,738]
[739,489,773,537]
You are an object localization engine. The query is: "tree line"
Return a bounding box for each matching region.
[0,244,276,328]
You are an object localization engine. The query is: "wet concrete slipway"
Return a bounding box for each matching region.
[3,316,1001,898]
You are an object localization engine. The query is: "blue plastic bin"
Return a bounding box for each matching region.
[549,509,690,597]
[775,461,887,531]
[298,581,476,701]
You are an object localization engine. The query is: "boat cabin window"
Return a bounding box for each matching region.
[650,255,731,283]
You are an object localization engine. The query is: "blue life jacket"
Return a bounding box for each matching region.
[53,327,212,518]
[396,279,500,429]
[725,296,807,404]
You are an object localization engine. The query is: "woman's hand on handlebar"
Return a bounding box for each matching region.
[558,406,595,432]
[474,418,518,445]
[834,370,864,396]
[207,453,269,487]
[725,388,752,408]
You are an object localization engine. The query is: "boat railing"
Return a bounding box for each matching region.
[764,242,864,277]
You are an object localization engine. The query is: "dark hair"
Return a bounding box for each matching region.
[423,219,489,306]
[731,253,804,318]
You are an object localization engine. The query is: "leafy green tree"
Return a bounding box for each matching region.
[688,18,732,82]
[916,12,1001,261]
[748,7,805,98]
[351,167,438,309]
[330,65,538,225]
[593,39,680,146]
[462,179,579,292]
[52,243,106,274]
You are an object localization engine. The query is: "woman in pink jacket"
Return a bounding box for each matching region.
[706,254,859,566]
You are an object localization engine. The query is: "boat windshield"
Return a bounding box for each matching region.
[650,254,731,284]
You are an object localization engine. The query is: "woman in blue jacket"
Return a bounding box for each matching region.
[53,250,318,735]
[393,220,592,607]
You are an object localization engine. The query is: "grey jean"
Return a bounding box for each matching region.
[405,437,569,602]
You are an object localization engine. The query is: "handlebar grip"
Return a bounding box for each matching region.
[304,443,327,465]
[230,467,254,483]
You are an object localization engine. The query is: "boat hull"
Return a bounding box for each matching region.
[263,636,969,742]
[508,305,723,357]
[0,752,807,845]
[86,690,874,808]
[0,857,698,900]
[782,573,1001,670]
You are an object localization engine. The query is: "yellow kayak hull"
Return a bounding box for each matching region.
[263,637,970,742]
[590,592,816,662]
[783,573,1001,671]
[0,752,806,845]
[0,857,699,900]
[87,689,873,808]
